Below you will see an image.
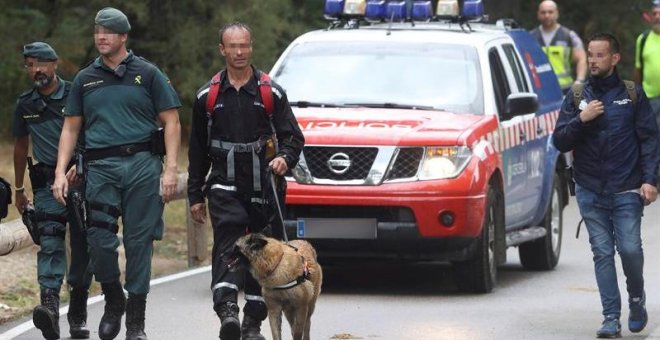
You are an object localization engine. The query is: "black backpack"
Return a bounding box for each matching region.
[639,30,651,82]
[0,177,11,220]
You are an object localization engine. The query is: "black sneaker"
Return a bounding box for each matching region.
[629,294,648,333]
[596,315,621,339]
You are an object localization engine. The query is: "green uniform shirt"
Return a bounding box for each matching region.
[12,77,70,166]
[636,30,660,99]
[65,50,181,149]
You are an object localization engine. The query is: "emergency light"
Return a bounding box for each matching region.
[365,1,387,21]
[462,0,484,18]
[412,1,433,20]
[436,0,460,17]
[386,1,407,21]
[324,0,345,19]
[344,0,367,16]
[322,0,484,22]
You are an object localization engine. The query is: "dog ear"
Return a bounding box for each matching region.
[248,235,268,251]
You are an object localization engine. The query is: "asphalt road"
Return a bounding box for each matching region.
[1,198,659,340]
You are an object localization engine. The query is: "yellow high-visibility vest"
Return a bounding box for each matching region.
[532,27,575,89]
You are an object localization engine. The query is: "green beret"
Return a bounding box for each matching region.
[23,42,58,61]
[95,7,131,33]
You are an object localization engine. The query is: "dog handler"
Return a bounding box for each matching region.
[187,22,304,340]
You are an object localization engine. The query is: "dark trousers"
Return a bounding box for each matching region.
[208,186,271,320]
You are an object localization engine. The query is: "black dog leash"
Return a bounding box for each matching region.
[268,166,288,243]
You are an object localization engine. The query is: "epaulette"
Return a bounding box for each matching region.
[18,89,34,100]
[136,55,158,67]
[81,57,96,69]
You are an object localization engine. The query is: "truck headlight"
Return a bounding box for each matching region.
[418,146,472,180]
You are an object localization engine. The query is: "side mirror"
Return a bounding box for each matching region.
[505,92,538,119]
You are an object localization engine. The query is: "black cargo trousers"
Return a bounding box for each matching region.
[207,171,283,321]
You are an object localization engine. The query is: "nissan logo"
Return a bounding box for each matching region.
[327,152,351,174]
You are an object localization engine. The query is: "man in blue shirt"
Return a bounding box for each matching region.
[553,32,659,338]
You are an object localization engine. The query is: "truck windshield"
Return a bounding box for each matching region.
[273,41,484,114]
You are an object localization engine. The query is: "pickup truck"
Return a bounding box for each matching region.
[270,0,569,293]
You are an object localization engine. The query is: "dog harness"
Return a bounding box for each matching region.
[272,256,310,290]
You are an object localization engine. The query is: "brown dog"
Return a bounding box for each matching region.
[235,233,322,340]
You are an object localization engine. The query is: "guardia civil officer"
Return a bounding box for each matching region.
[13,42,93,340]
[52,8,182,340]
[188,22,304,340]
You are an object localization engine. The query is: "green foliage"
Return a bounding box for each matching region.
[0,0,324,139]
[0,0,648,140]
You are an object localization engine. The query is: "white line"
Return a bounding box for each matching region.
[0,265,211,340]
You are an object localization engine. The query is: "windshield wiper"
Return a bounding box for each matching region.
[343,102,439,111]
[289,101,347,108]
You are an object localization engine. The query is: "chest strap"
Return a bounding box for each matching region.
[210,139,267,191]
[272,256,311,290]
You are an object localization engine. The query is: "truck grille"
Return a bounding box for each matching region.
[386,147,424,180]
[304,146,378,180]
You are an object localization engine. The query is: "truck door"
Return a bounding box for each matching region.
[507,30,564,225]
[501,43,545,227]
[488,45,530,228]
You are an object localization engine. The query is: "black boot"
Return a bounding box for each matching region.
[99,281,126,340]
[33,288,60,340]
[217,302,240,340]
[241,314,266,340]
[67,287,90,339]
[125,294,148,340]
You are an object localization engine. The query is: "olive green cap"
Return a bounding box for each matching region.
[23,42,58,61]
[95,7,131,33]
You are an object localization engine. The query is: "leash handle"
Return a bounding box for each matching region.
[268,166,288,242]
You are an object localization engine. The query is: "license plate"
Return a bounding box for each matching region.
[296,218,377,239]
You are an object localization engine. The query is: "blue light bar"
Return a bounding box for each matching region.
[324,0,345,19]
[365,0,386,21]
[386,0,407,21]
[462,0,484,18]
[411,1,433,20]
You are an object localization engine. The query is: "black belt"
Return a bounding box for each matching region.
[84,142,151,162]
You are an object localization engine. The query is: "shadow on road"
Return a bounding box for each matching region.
[319,260,533,296]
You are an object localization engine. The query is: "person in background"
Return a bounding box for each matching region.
[13,42,92,340]
[634,0,660,129]
[531,0,588,93]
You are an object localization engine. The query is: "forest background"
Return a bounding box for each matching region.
[0,0,655,140]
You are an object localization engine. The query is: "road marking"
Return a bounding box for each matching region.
[0,266,211,340]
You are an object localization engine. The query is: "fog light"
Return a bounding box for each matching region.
[439,211,455,227]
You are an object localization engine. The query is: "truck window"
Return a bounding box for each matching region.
[488,47,511,117]
[502,44,529,93]
[273,41,484,114]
